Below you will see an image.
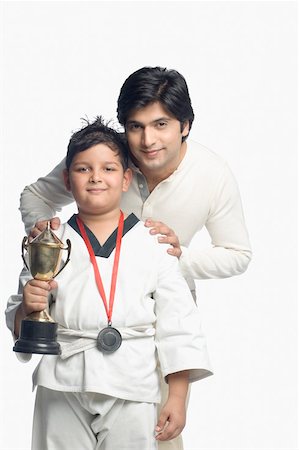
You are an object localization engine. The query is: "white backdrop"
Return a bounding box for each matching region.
[0,1,297,449]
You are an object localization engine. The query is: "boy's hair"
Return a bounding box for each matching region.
[117,66,194,142]
[66,117,129,170]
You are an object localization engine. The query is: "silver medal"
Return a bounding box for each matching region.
[97,326,122,354]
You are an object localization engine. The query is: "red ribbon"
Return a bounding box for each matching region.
[76,211,124,324]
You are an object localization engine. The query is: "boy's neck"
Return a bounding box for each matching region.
[77,209,123,245]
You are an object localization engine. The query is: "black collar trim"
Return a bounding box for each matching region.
[68,213,139,258]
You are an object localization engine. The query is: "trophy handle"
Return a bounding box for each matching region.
[53,239,71,278]
[21,236,29,271]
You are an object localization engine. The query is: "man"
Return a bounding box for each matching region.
[19,66,252,449]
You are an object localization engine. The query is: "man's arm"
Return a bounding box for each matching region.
[146,163,252,280]
[179,163,252,279]
[20,157,74,233]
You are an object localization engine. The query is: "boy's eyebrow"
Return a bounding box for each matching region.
[72,160,120,166]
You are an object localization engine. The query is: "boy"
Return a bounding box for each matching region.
[6,117,212,450]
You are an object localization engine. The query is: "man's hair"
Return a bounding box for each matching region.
[117,66,194,141]
[66,116,129,170]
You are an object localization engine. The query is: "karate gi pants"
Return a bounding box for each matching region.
[32,386,157,450]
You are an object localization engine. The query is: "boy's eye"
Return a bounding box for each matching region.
[105,166,115,171]
[78,167,90,172]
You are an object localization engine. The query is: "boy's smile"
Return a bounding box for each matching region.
[63,143,131,216]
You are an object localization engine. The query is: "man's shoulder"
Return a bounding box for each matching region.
[187,139,227,167]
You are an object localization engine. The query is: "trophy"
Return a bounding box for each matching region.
[13,222,71,355]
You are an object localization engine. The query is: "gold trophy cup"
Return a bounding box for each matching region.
[13,222,71,355]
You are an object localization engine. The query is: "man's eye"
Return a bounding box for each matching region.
[128,124,141,131]
[157,121,167,128]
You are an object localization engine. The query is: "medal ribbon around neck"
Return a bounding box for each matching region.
[76,211,124,327]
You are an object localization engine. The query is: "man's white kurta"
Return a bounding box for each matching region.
[19,139,252,295]
[6,215,212,403]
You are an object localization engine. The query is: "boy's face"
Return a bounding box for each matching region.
[125,101,189,179]
[63,143,132,215]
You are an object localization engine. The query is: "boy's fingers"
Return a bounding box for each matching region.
[28,279,52,290]
[48,280,58,290]
[156,422,180,441]
[155,413,169,437]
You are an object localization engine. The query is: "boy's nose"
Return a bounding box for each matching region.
[89,172,102,183]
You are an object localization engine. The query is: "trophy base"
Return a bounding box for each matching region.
[13,319,61,355]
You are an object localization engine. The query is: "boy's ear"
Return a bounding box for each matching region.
[63,169,71,191]
[122,168,133,192]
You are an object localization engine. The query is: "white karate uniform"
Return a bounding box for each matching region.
[32,387,157,450]
[6,214,212,449]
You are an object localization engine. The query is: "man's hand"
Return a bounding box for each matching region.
[144,219,182,258]
[30,217,61,240]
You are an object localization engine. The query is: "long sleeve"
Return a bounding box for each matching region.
[19,141,252,281]
[20,157,74,233]
[5,267,33,362]
[179,163,252,280]
[154,252,212,382]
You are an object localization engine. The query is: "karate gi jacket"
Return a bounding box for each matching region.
[6,215,212,403]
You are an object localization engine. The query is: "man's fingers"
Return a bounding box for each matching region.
[150,226,174,236]
[144,219,181,257]
[29,217,61,240]
[167,247,181,257]
[50,217,61,229]
[158,235,179,245]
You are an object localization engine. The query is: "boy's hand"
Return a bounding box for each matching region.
[155,396,186,441]
[22,279,58,316]
[144,219,182,258]
[30,217,61,240]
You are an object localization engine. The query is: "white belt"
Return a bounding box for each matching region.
[57,325,155,360]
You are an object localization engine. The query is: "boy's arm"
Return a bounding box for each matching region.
[156,370,189,441]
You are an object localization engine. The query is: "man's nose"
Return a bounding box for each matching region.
[142,127,156,148]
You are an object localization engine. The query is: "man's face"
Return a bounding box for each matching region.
[125,102,189,181]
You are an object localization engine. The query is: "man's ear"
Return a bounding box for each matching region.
[182,120,190,138]
[122,168,133,192]
[63,169,71,191]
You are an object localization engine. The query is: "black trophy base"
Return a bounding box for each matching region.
[13,319,61,355]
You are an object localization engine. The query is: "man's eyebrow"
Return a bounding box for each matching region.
[126,119,142,125]
[126,116,172,125]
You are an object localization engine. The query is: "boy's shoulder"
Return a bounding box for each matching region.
[56,213,165,255]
